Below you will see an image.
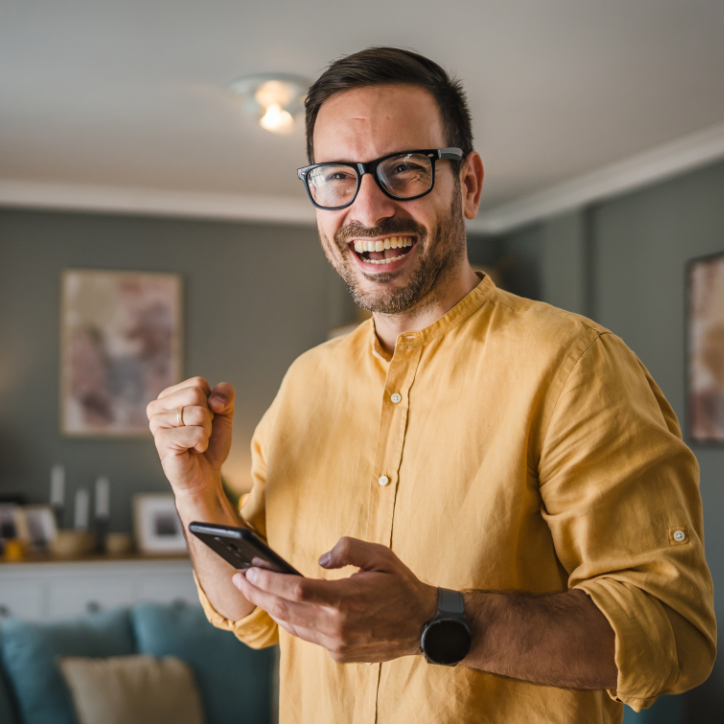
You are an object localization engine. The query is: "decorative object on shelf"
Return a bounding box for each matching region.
[228,73,310,135]
[94,476,110,553]
[50,464,65,527]
[133,494,187,554]
[74,488,90,530]
[49,530,95,558]
[60,269,183,437]
[687,251,724,443]
[16,506,58,550]
[104,532,133,556]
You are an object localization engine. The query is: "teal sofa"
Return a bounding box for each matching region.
[0,602,275,724]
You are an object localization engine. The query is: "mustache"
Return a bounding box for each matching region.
[335,216,427,245]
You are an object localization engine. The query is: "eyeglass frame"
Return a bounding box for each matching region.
[297,147,465,211]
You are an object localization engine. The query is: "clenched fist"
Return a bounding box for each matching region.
[146,377,235,499]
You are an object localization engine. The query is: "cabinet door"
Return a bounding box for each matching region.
[0,579,45,620]
[48,575,135,618]
[135,572,198,605]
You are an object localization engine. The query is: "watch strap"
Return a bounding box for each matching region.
[437,587,464,616]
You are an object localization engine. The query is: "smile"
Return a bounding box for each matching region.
[349,236,417,266]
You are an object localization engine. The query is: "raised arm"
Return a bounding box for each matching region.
[147,376,255,622]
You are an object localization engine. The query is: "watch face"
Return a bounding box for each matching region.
[423,619,472,665]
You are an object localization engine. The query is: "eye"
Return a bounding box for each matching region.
[325,171,355,183]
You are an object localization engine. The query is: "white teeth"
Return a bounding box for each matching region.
[352,236,415,262]
[366,253,407,265]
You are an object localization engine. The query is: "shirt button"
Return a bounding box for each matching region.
[378,475,390,487]
[673,530,686,542]
[390,393,402,404]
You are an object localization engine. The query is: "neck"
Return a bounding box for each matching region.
[373,262,480,355]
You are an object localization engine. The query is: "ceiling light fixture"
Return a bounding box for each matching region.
[228,73,310,135]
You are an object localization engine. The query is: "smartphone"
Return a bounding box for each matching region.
[188,521,303,576]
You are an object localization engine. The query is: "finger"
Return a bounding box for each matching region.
[208,382,235,415]
[319,537,394,572]
[242,567,345,608]
[155,426,210,455]
[231,572,330,631]
[147,385,210,419]
[157,376,211,400]
[149,405,213,434]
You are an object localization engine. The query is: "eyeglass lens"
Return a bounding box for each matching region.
[307,152,434,208]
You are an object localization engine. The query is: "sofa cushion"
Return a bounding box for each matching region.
[132,602,274,724]
[0,608,135,724]
[0,662,20,724]
[59,654,205,724]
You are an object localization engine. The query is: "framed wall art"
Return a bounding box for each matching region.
[687,251,724,444]
[61,269,182,437]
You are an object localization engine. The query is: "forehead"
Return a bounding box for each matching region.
[312,84,446,163]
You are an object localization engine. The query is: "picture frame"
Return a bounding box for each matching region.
[686,251,724,444]
[133,494,187,554]
[15,505,58,549]
[0,504,22,541]
[60,269,183,437]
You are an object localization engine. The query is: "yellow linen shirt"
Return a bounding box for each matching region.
[198,274,715,724]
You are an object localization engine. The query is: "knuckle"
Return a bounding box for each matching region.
[290,581,307,603]
[269,600,288,621]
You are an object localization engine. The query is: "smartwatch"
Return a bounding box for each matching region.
[420,588,472,666]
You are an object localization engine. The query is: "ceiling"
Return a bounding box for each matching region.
[1,0,724,231]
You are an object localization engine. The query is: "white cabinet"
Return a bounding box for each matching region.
[0,557,197,620]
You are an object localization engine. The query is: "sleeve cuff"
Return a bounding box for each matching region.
[194,571,279,649]
[577,578,679,712]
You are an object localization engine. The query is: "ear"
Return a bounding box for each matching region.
[460,152,484,220]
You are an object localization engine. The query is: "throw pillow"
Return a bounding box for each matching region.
[0,607,135,724]
[132,602,275,724]
[58,655,205,724]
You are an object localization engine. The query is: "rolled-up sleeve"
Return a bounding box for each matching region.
[539,332,716,711]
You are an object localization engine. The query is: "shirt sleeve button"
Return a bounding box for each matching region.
[390,393,402,404]
[378,475,390,486]
[673,530,686,542]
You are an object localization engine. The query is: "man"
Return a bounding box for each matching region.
[147,48,716,723]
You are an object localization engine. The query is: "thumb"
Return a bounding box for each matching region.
[208,382,235,416]
[319,537,393,571]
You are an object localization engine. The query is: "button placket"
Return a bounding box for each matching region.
[366,342,423,546]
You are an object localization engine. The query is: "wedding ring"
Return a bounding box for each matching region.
[177,407,185,427]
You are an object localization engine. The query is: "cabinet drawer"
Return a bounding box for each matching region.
[48,576,135,618]
[0,579,44,620]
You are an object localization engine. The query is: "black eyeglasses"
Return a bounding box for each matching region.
[297,147,464,210]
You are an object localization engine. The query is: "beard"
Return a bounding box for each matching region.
[321,184,467,316]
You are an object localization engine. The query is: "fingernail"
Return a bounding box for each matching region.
[232,573,243,589]
[209,395,226,406]
[319,552,331,567]
[246,567,258,583]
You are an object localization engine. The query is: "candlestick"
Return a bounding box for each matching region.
[95,477,110,519]
[50,465,65,507]
[74,488,89,531]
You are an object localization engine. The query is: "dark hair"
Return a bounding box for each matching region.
[304,47,474,164]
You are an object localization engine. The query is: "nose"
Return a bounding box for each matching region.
[347,172,398,228]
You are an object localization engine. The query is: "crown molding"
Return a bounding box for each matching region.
[468,121,724,235]
[0,180,317,226]
[3,121,724,234]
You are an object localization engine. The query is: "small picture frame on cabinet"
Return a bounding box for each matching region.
[133,494,187,554]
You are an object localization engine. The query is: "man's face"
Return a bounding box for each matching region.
[312,84,467,315]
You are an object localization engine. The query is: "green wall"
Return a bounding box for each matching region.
[497,159,724,720]
[0,209,354,533]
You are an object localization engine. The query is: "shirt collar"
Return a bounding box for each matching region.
[370,272,495,360]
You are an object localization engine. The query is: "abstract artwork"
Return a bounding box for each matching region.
[61,270,182,436]
[687,252,724,443]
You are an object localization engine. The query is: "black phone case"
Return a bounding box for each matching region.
[188,521,303,576]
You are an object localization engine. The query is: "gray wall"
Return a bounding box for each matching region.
[497,159,724,719]
[0,209,353,533]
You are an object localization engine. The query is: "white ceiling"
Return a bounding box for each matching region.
[1,0,724,230]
